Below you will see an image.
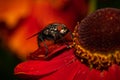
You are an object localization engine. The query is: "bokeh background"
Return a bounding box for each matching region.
[0,0,120,80]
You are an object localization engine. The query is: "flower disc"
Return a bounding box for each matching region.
[73,8,120,70]
[78,8,120,53]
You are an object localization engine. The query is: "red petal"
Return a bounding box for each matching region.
[73,61,90,80]
[28,44,68,60]
[14,48,75,79]
[100,64,120,80]
[27,47,46,60]
[40,60,80,80]
[107,64,120,80]
[85,69,101,80]
[46,44,69,59]
[116,65,120,79]
[100,70,110,80]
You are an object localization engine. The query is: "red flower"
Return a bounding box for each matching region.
[14,46,120,80]
[14,8,120,80]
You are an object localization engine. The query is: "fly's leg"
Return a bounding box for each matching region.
[38,35,49,57]
[37,36,41,47]
[56,32,70,48]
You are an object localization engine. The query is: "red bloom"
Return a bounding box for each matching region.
[14,8,120,80]
[14,46,120,80]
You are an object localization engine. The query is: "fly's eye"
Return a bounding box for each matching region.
[54,28,57,31]
[60,28,67,34]
[57,25,63,31]
[60,29,65,34]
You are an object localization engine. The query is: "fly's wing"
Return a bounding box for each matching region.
[26,32,40,40]
[26,26,48,40]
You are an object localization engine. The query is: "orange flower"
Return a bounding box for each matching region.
[0,0,32,28]
[8,16,40,59]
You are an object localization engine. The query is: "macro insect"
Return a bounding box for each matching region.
[28,23,73,57]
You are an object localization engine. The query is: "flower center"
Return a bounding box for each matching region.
[73,8,120,70]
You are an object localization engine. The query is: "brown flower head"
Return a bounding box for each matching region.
[73,8,120,70]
